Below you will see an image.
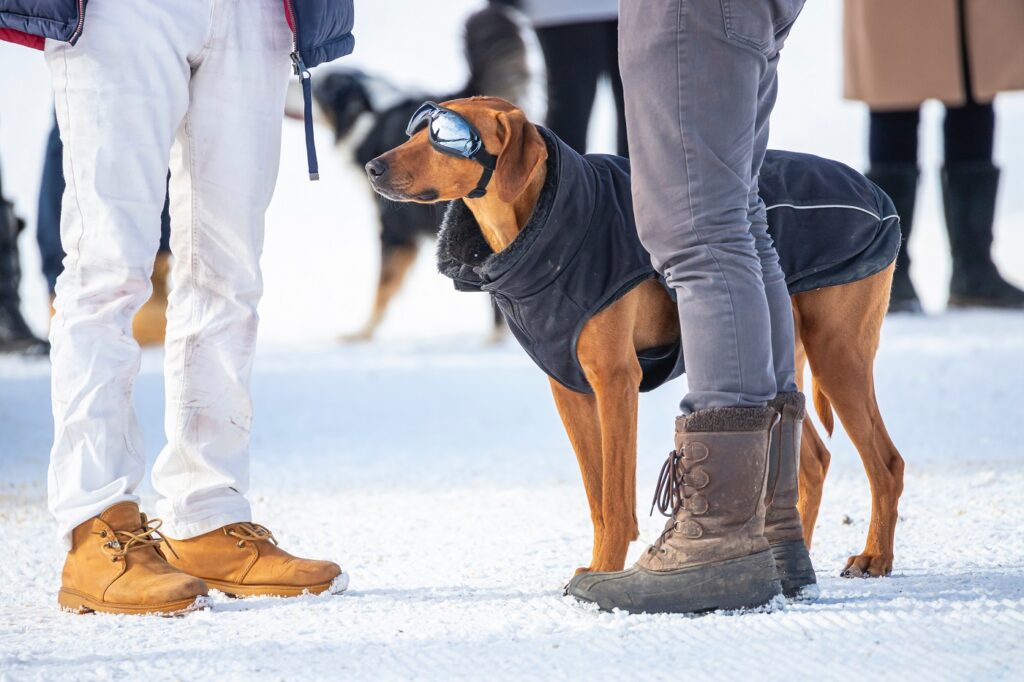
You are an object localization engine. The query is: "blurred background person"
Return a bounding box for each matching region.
[511,0,627,156]
[37,118,174,344]
[844,0,1024,312]
[1,148,49,356]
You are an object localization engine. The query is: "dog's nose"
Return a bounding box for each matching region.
[365,158,388,179]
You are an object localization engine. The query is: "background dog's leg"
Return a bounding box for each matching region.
[796,266,904,578]
[793,334,831,550]
[549,379,605,574]
[341,243,418,343]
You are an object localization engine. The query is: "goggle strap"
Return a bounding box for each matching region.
[466,150,497,199]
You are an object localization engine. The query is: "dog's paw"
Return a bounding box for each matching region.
[338,330,373,344]
[840,552,892,578]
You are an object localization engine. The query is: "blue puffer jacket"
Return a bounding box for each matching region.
[0,0,354,68]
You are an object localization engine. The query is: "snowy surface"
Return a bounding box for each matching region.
[2,1,1024,680]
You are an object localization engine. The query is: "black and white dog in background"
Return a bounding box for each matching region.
[287,3,545,342]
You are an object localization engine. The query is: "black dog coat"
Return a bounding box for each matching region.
[438,128,900,394]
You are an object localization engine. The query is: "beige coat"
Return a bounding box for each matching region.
[843,0,1024,110]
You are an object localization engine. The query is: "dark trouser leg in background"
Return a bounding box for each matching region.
[568,0,808,614]
[536,20,626,156]
[942,103,1024,308]
[536,22,602,155]
[868,109,922,313]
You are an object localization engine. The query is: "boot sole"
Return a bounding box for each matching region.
[58,588,211,616]
[569,550,782,615]
[204,571,349,598]
[769,539,818,601]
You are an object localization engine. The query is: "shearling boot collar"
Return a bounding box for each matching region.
[768,391,806,419]
[676,406,778,436]
[436,126,594,298]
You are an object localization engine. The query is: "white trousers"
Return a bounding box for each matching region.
[47,0,293,545]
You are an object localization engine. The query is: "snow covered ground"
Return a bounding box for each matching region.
[2,1,1024,680]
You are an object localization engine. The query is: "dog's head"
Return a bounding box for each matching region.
[314,70,374,141]
[364,96,547,205]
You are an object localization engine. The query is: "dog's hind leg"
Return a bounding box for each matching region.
[796,266,904,578]
[792,332,830,550]
[341,243,418,342]
[549,379,606,574]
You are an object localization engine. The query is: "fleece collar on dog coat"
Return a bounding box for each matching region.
[438,127,900,395]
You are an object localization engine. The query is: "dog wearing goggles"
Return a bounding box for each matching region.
[366,96,904,582]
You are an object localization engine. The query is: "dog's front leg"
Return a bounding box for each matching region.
[584,359,643,573]
[549,379,605,573]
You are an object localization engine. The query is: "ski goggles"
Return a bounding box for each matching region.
[405,101,497,199]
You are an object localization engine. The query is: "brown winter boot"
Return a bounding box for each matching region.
[765,392,818,599]
[58,502,210,615]
[567,407,782,614]
[164,522,347,598]
[132,251,170,346]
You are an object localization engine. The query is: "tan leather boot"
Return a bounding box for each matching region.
[567,407,782,614]
[164,522,347,598]
[58,502,210,615]
[765,392,817,598]
[132,251,170,346]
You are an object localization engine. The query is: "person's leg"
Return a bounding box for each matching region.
[601,20,630,158]
[748,31,797,398]
[37,118,66,297]
[45,0,197,544]
[535,22,602,154]
[153,0,344,596]
[941,101,1023,307]
[623,0,796,414]
[151,0,293,537]
[867,109,922,313]
[569,0,804,614]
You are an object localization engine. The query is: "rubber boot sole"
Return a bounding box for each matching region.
[769,538,819,600]
[568,549,782,615]
[204,571,349,598]
[58,588,211,616]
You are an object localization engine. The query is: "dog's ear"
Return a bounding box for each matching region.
[493,109,547,203]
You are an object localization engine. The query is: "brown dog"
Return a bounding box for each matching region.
[366,96,904,579]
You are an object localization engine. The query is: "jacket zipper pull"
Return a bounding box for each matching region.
[291,52,320,182]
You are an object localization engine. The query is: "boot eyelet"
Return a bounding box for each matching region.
[99,531,107,538]
[659,548,667,554]
[236,541,245,548]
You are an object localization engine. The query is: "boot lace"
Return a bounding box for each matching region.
[96,514,177,561]
[225,522,278,548]
[647,445,710,552]
[650,449,685,518]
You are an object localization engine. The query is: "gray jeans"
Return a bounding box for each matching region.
[619,0,804,413]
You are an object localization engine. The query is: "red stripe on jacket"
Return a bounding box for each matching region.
[0,28,45,49]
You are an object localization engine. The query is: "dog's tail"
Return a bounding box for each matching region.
[458,4,546,121]
[811,378,835,437]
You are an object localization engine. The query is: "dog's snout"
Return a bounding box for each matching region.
[365,158,388,180]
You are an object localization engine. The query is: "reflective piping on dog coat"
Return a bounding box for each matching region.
[438,128,901,395]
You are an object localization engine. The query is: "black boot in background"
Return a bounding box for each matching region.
[867,165,922,313]
[942,163,1024,309]
[1,199,50,357]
